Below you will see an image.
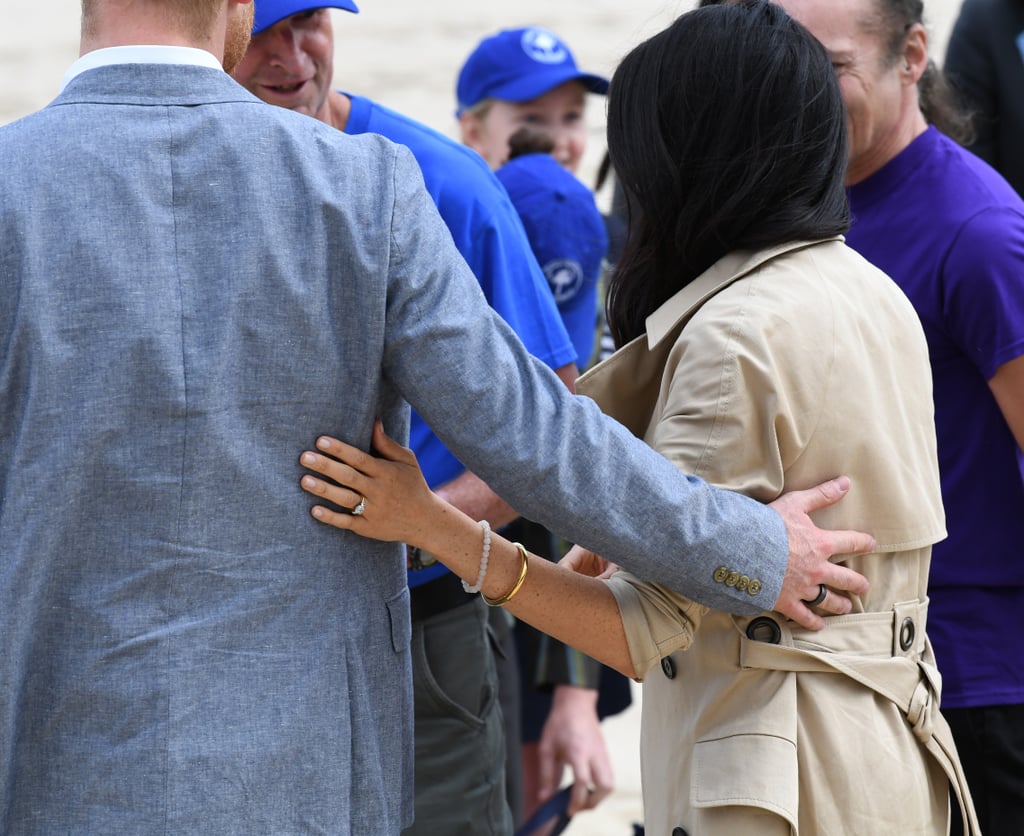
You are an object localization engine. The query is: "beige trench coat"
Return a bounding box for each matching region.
[578,239,978,835]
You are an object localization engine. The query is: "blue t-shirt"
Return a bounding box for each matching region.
[495,152,605,369]
[846,126,1024,708]
[552,262,600,369]
[344,94,577,587]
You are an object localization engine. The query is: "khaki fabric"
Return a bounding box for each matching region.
[578,239,978,835]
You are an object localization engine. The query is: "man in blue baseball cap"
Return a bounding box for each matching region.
[239,0,358,123]
[232,4,582,834]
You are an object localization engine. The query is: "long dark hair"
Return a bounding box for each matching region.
[605,0,850,346]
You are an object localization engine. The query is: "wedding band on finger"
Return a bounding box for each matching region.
[803,583,827,607]
[351,496,366,516]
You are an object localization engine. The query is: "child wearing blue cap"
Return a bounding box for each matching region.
[456,26,608,174]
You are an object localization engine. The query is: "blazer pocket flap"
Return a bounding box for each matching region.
[692,733,798,827]
[386,586,412,653]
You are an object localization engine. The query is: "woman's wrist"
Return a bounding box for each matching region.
[482,542,529,606]
[461,521,492,593]
[410,493,498,579]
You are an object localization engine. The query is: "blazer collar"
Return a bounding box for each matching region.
[645,237,843,349]
[53,62,261,109]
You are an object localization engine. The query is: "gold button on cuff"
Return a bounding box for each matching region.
[714,567,763,595]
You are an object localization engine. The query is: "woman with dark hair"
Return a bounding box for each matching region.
[604,0,850,345]
[298,3,977,833]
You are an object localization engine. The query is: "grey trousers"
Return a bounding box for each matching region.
[403,596,514,836]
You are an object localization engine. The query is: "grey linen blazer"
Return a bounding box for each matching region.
[0,65,787,833]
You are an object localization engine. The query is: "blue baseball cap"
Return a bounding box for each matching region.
[252,0,358,36]
[456,27,609,115]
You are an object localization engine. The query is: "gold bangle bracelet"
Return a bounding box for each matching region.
[483,542,530,607]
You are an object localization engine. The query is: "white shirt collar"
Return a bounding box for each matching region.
[61,45,223,91]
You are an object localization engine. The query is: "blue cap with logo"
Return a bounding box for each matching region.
[252,0,359,36]
[496,152,608,364]
[456,26,609,115]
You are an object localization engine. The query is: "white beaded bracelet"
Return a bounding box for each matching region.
[462,520,491,593]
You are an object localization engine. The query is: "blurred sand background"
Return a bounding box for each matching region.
[2,0,964,196]
[0,0,965,832]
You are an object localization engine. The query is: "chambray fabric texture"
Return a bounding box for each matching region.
[0,63,788,834]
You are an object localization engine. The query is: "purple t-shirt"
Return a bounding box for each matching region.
[846,126,1024,709]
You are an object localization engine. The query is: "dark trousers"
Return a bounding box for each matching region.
[405,594,514,836]
[945,702,1024,836]
[490,605,524,828]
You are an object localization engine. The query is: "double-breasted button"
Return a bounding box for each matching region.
[672,827,690,836]
[746,616,782,644]
[899,616,915,651]
[661,656,676,679]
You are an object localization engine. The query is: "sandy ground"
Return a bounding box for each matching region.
[0,1,966,833]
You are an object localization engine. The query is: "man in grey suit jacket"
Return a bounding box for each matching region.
[0,0,872,832]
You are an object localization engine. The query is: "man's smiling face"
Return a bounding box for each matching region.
[231,9,335,120]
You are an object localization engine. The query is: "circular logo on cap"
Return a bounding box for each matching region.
[543,259,584,303]
[521,28,569,65]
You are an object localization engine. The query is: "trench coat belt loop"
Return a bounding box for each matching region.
[737,609,980,835]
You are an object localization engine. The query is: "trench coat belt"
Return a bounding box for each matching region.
[736,600,980,836]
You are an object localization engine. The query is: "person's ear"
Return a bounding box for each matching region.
[458,112,486,152]
[901,22,928,85]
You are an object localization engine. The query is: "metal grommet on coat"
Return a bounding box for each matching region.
[661,656,676,679]
[745,616,782,644]
[899,616,915,651]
